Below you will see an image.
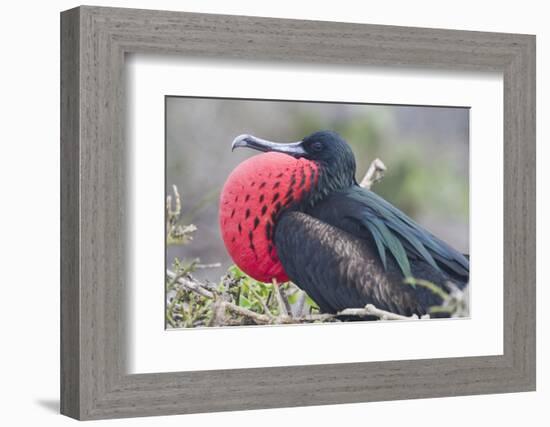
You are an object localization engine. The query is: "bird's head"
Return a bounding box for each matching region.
[232,130,357,193]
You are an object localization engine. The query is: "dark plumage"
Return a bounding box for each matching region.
[228,130,469,317]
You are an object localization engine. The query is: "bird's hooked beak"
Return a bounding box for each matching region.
[232,134,307,158]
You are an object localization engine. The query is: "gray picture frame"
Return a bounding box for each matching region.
[60,5,536,420]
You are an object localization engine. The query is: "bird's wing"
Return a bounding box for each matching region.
[309,186,469,284]
[274,210,427,315]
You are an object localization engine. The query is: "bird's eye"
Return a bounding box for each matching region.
[311,141,323,152]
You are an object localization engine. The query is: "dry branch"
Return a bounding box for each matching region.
[272,278,290,318]
[360,158,387,189]
[222,302,273,324]
[166,269,214,299]
[166,185,197,245]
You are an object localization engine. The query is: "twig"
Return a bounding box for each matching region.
[166,184,197,245]
[171,184,181,218]
[404,277,450,301]
[249,287,276,319]
[209,299,227,327]
[300,304,420,321]
[292,290,307,317]
[166,269,214,299]
[195,262,222,269]
[222,301,272,324]
[360,158,387,189]
[272,279,289,317]
[166,185,181,230]
[343,304,412,320]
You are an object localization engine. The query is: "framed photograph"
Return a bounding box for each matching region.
[164,97,470,330]
[61,6,536,420]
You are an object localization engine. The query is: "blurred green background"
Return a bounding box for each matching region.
[166,97,469,282]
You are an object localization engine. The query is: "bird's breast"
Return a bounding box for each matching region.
[219,152,319,283]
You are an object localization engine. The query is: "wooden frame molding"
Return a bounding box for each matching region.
[61,6,536,420]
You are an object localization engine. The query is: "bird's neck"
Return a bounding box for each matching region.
[298,160,357,210]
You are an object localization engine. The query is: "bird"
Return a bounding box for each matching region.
[219,130,469,317]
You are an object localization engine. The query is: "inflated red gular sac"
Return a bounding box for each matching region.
[219,138,319,283]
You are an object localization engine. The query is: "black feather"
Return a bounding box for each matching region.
[275,211,445,315]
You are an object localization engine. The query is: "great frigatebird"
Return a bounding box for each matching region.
[219,130,469,317]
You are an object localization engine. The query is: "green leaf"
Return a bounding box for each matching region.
[239,294,252,308]
[305,296,319,311]
[286,292,299,305]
